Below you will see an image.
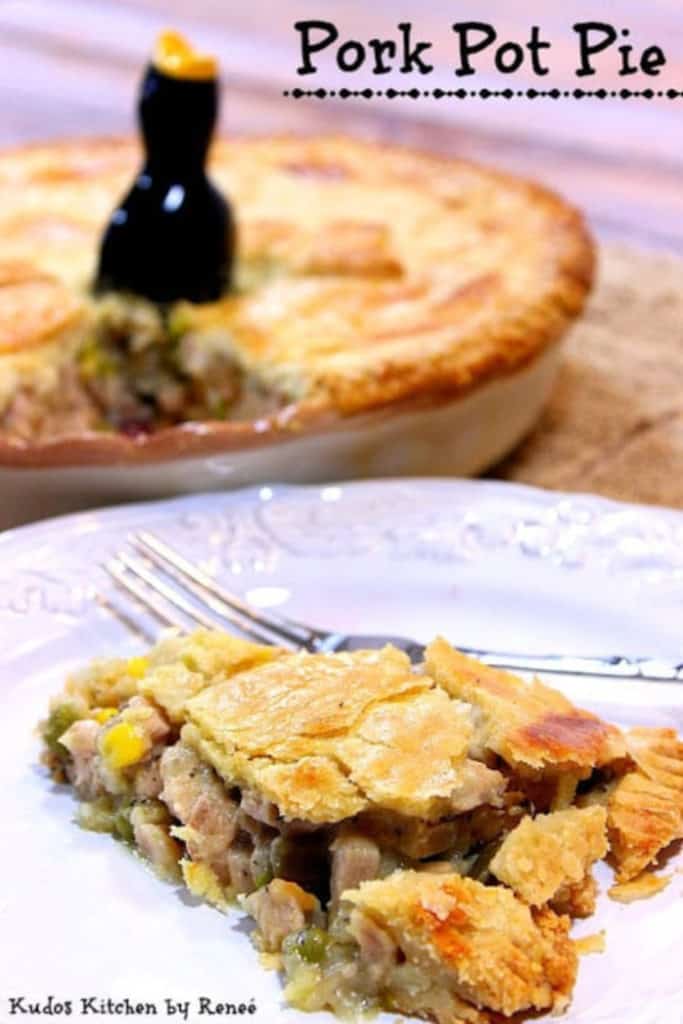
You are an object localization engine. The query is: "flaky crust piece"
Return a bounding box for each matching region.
[345,871,577,1017]
[490,805,607,909]
[424,638,626,776]
[607,727,683,882]
[181,646,503,823]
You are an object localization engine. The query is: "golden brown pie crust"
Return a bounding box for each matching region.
[0,136,594,467]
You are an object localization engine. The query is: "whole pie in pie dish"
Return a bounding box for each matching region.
[39,631,682,1023]
[0,136,593,467]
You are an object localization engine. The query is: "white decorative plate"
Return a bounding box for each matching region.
[1,479,682,1024]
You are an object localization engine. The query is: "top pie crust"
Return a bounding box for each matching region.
[345,871,577,1017]
[0,136,594,464]
[181,646,503,823]
[139,635,626,824]
[424,639,626,774]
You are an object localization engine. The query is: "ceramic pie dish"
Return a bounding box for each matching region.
[0,136,594,524]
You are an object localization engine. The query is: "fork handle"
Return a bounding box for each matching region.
[457,647,683,682]
[317,634,683,682]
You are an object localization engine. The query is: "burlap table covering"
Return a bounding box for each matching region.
[496,245,683,509]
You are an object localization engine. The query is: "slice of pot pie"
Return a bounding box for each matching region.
[39,631,681,1024]
[0,135,593,455]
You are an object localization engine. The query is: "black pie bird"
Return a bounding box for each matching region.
[95,34,234,304]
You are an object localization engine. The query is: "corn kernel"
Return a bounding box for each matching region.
[100,722,148,769]
[126,656,149,680]
[92,708,118,725]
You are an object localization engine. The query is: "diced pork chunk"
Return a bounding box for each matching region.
[60,719,99,759]
[126,696,171,746]
[159,743,239,883]
[159,744,202,820]
[133,821,182,882]
[330,829,381,905]
[348,908,398,984]
[240,789,281,828]
[245,879,318,952]
[134,758,163,799]
[188,793,238,860]
[60,720,103,800]
[227,842,254,893]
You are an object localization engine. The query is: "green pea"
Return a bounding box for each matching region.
[253,868,273,890]
[77,798,116,834]
[43,704,81,757]
[295,927,330,965]
[113,806,135,844]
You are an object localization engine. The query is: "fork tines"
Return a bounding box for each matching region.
[103,531,311,650]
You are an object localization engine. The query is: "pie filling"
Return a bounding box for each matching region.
[278,906,451,1020]
[41,711,519,1020]
[42,697,513,906]
[1,281,291,443]
[39,632,682,1024]
[78,293,286,435]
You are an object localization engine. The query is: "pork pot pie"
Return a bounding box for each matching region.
[39,631,683,1024]
[0,136,593,466]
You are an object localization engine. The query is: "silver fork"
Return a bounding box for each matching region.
[102,530,683,682]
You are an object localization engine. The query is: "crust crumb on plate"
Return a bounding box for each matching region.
[608,873,671,903]
[574,931,606,956]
